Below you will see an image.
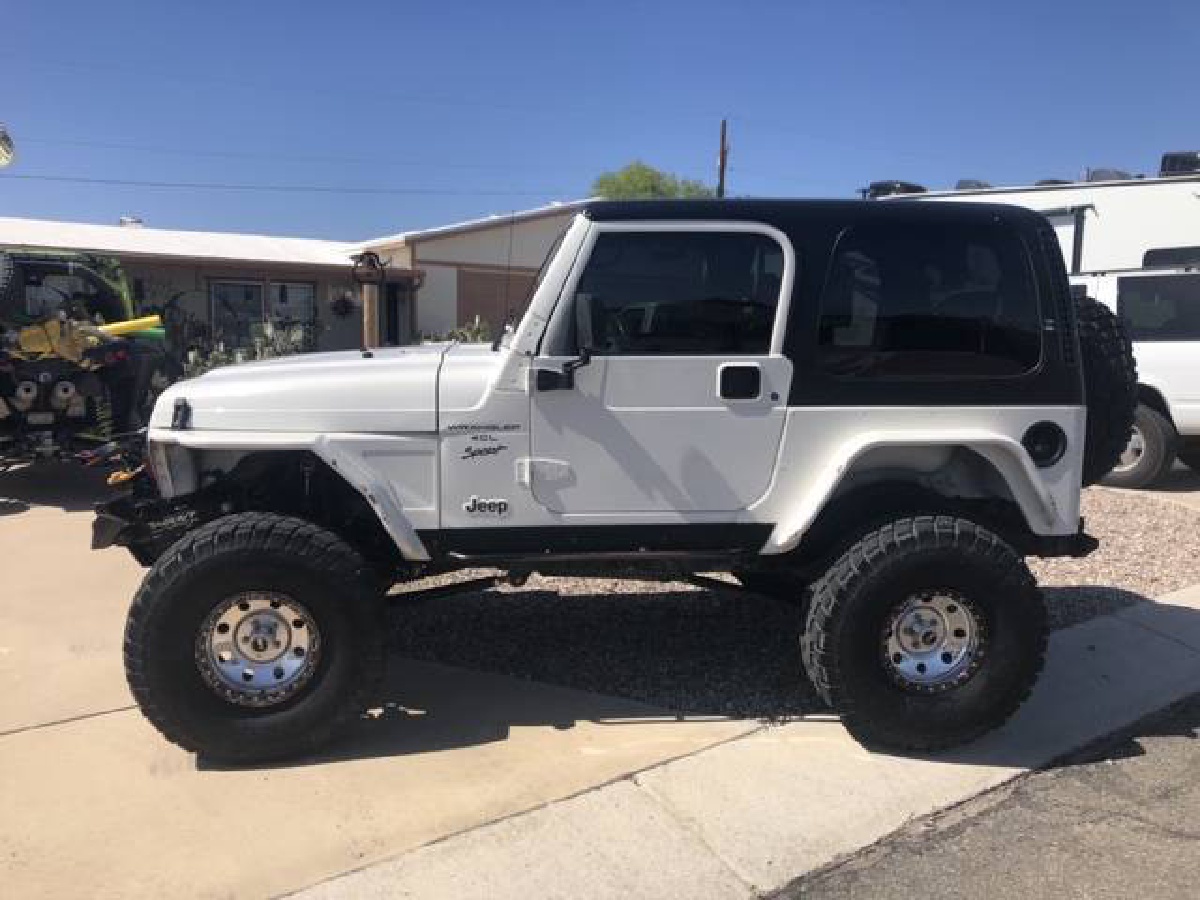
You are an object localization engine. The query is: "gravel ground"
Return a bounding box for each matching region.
[391,486,1200,718]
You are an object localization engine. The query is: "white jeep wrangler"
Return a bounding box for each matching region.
[94,200,1136,762]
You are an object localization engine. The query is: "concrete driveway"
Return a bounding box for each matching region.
[0,466,751,899]
[3,464,1200,900]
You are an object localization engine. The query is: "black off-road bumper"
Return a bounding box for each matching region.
[92,493,200,566]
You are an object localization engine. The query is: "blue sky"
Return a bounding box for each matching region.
[3,0,1195,240]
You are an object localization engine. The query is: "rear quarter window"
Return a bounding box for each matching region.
[1118,273,1200,341]
[817,222,1042,380]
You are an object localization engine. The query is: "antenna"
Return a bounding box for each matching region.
[717,119,729,198]
[490,211,518,350]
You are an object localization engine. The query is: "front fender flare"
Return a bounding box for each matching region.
[311,435,431,562]
[146,428,432,562]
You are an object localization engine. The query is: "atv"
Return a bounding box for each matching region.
[0,249,176,467]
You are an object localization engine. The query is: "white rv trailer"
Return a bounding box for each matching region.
[880,154,1200,487]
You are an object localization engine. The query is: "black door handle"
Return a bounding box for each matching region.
[719,364,761,400]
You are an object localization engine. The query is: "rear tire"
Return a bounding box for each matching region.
[801,516,1045,752]
[1102,404,1177,489]
[124,512,386,763]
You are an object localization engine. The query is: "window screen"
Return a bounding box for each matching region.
[817,223,1041,380]
[1118,274,1200,340]
[210,281,263,348]
[268,283,315,325]
[572,231,784,354]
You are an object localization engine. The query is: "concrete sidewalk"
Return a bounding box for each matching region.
[293,585,1200,900]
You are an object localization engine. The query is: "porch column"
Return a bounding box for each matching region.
[361,283,380,348]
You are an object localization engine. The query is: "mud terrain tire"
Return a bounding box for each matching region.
[801,516,1045,752]
[124,512,386,764]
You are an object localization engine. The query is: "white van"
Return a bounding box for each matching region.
[884,152,1200,486]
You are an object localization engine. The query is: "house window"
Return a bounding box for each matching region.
[571,231,784,355]
[268,282,316,325]
[210,281,264,348]
[817,222,1041,380]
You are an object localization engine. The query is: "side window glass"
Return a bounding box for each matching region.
[1118,274,1200,340]
[572,231,784,355]
[817,223,1041,380]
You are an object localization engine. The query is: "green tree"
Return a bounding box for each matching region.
[592,161,715,200]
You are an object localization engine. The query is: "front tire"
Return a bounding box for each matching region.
[801,517,1046,752]
[1102,404,1177,489]
[124,512,386,763]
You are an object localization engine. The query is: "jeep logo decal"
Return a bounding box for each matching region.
[463,496,509,516]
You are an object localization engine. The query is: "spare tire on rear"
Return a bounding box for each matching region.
[1075,293,1137,486]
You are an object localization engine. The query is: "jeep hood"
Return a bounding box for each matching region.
[150,343,500,433]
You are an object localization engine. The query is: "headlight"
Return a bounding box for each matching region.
[146,440,198,497]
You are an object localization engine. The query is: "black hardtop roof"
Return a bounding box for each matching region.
[583,198,1047,230]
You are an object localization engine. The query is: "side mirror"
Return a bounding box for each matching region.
[535,348,592,392]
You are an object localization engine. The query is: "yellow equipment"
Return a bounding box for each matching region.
[10,314,161,366]
[98,314,162,337]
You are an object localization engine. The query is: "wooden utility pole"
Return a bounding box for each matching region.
[716,118,729,198]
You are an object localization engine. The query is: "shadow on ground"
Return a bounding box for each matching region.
[0,462,111,514]
[218,579,1186,770]
[1070,691,1200,765]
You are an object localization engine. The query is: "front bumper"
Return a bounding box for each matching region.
[92,492,200,566]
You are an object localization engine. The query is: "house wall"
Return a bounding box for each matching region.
[119,258,363,351]
[371,210,575,337]
[415,265,458,337]
[414,212,574,270]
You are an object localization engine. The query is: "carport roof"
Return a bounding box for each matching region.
[0,216,356,267]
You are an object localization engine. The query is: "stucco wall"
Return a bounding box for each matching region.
[415,265,458,337]
[371,210,576,335]
[414,212,574,269]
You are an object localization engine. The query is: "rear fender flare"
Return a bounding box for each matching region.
[762,432,1067,555]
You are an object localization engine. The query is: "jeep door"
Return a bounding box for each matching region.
[528,222,795,514]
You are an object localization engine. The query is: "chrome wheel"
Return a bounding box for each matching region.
[882,590,985,691]
[196,592,321,707]
[1113,426,1145,474]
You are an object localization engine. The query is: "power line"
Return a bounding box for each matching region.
[0,173,575,197]
[21,58,725,126]
[18,136,554,173]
